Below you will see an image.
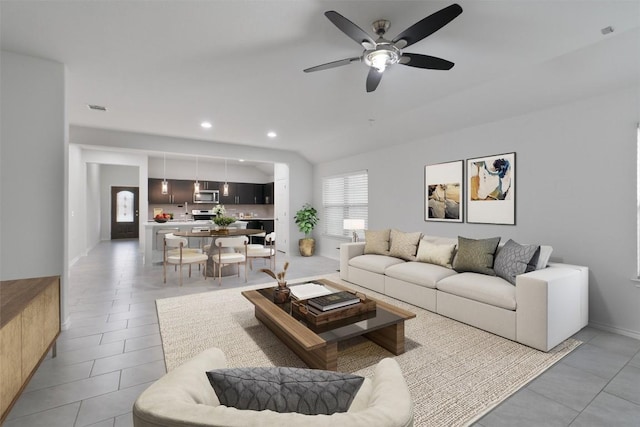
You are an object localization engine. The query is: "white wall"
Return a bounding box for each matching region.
[68,144,86,265]
[70,126,312,255]
[148,157,271,183]
[86,163,101,251]
[0,50,68,324]
[315,87,640,338]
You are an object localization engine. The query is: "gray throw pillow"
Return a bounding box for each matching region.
[493,239,540,285]
[453,236,501,276]
[206,367,364,415]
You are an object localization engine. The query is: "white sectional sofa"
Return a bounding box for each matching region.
[340,232,588,352]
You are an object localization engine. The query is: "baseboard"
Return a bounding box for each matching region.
[61,315,72,331]
[589,320,640,341]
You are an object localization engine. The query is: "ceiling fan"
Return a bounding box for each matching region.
[304,3,463,92]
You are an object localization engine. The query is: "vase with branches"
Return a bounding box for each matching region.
[261,262,290,303]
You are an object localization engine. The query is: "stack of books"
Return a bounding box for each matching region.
[307,291,361,314]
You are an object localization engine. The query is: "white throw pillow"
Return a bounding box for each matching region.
[416,239,456,268]
[535,245,553,270]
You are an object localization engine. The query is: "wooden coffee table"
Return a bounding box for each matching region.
[241,278,415,370]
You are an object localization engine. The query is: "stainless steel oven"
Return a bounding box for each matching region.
[191,209,216,221]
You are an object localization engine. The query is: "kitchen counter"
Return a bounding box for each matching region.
[145,218,274,226]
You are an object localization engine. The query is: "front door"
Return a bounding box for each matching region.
[111,186,139,239]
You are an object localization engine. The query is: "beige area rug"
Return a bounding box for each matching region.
[156,273,581,427]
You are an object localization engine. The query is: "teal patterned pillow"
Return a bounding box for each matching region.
[494,239,540,285]
[453,236,501,276]
[206,367,364,415]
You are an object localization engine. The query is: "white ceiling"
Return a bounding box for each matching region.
[2,1,638,164]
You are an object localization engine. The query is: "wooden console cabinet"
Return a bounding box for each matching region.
[0,276,60,423]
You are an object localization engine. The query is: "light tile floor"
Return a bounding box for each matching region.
[5,239,640,426]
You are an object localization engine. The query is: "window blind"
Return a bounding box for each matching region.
[322,171,368,238]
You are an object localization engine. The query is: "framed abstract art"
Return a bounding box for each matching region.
[425,160,463,222]
[466,152,516,225]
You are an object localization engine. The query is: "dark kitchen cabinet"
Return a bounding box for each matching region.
[148,178,193,204]
[264,182,274,204]
[219,182,264,204]
[171,180,194,205]
[239,183,264,205]
[218,182,236,204]
[200,181,217,191]
[148,178,172,204]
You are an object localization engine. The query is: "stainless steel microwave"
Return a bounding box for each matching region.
[193,190,219,204]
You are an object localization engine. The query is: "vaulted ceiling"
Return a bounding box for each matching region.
[2,1,638,163]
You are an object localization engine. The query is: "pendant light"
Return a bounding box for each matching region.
[223,159,229,196]
[161,153,168,195]
[194,156,200,194]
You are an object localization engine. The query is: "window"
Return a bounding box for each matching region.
[322,170,368,238]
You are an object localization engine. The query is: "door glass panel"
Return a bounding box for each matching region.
[116,190,134,223]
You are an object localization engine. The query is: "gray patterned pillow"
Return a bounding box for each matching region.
[389,229,422,261]
[453,236,501,276]
[364,229,391,255]
[494,239,540,285]
[206,367,364,415]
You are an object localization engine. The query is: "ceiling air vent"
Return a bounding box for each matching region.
[87,104,107,111]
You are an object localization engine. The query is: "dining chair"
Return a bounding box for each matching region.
[246,232,276,271]
[163,236,208,286]
[212,236,249,285]
[164,233,204,269]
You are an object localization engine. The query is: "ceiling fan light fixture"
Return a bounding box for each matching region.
[364,46,400,73]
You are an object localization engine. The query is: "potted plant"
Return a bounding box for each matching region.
[212,216,236,233]
[294,203,319,256]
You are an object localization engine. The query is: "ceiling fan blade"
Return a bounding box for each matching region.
[366,68,383,92]
[303,57,361,73]
[325,10,376,48]
[392,3,463,49]
[400,53,454,70]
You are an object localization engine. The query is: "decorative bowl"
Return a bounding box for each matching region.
[154,218,168,223]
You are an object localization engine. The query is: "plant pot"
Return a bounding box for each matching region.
[298,238,315,257]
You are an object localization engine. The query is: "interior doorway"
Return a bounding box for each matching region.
[111,186,139,239]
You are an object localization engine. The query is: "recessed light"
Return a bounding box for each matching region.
[201,121,212,129]
[238,159,245,162]
[267,131,277,138]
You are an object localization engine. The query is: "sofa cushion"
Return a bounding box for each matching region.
[349,254,405,274]
[364,229,391,255]
[206,367,364,415]
[389,229,422,261]
[436,272,517,310]
[453,236,501,276]
[416,239,456,268]
[493,239,540,285]
[385,261,458,289]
